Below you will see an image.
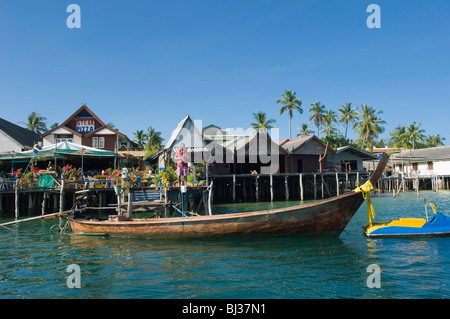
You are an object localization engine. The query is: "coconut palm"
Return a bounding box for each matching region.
[107,122,117,130]
[276,90,302,140]
[133,130,147,148]
[402,122,425,149]
[389,125,410,149]
[297,123,314,137]
[352,104,385,150]
[308,102,326,138]
[337,103,358,140]
[24,111,48,134]
[249,111,278,133]
[145,127,164,151]
[322,110,338,137]
[426,134,446,148]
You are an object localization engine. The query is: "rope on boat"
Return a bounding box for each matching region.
[354,180,376,227]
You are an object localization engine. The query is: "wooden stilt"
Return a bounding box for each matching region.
[255,176,259,201]
[299,173,304,201]
[285,175,289,201]
[270,174,274,202]
[313,174,317,200]
[336,172,339,196]
[232,174,236,202]
[15,179,19,219]
[28,193,34,215]
[321,174,324,199]
[126,192,132,220]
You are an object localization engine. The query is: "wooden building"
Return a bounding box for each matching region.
[327,145,377,172]
[41,104,133,152]
[281,135,334,173]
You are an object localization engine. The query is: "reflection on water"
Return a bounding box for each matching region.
[0,191,450,298]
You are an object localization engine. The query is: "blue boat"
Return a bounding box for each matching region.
[364,200,450,237]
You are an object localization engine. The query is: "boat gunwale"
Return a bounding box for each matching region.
[70,191,360,226]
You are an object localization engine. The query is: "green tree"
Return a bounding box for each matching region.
[107,122,117,130]
[133,130,147,148]
[276,90,302,140]
[322,133,351,149]
[297,123,314,137]
[50,122,59,129]
[249,111,278,132]
[402,122,425,149]
[24,111,48,134]
[389,125,410,149]
[322,110,338,137]
[425,134,446,148]
[145,127,164,153]
[308,102,326,138]
[353,104,385,150]
[337,103,358,140]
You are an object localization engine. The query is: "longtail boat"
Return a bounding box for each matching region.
[69,153,389,238]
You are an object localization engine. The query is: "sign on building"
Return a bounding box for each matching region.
[76,120,95,133]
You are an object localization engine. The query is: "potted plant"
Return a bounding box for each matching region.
[112,169,122,195]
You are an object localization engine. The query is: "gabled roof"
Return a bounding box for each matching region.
[0,118,42,150]
[165,115,208,152]
[61,104,107,128]
[335,145,377,160]
[43,125,81,137]
[85,125,128,139]
[282,135,336,154]
[232,131,287,155]
[391,146,450,162]
[42,104,103,138]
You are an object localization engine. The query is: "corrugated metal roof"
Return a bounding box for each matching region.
[391,146,450,162]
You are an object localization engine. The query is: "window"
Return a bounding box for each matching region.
[93,137,105,148]
[427,161,434,170]
[55,134,73,144]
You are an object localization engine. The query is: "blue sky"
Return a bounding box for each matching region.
[1,0,449,144]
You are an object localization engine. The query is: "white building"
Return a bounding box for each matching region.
[0,118,42,153]
[391,146,450,177]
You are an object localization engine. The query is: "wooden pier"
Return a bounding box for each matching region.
[209,172,370,203]
[4,171,448,220]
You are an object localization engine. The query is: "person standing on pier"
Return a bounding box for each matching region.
[174,143,189,186]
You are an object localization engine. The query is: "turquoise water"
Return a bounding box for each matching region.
[1,190,450,299]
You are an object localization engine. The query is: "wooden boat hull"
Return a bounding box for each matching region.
[69,191,364,238]
[69,154,389,238]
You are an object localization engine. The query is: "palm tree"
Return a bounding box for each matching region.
[337,103,358,140]
[402,122,425,149]
[308,102,326,138]
[297,123,314,137]
[389,125,409,149]
[249,111,278,133]
[426,134,446,148]
[352,104,385,150]
[322,110,338,137]
[276,90,302,140]
[107,122,117,130]
[24,111,48,134]
[145,127,164,152]
[133,130,147,148]
[50,122,59,129]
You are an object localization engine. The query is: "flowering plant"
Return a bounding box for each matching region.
[13,168,22,178]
